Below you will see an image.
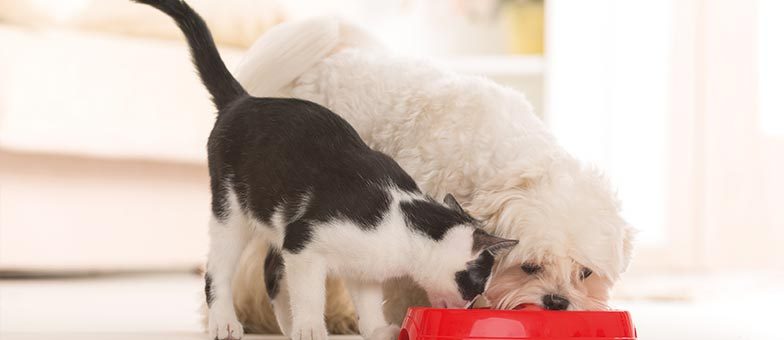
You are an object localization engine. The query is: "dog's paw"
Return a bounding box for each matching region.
[291,323,328,340]
[208,311,244,340]
[368,325,401,340]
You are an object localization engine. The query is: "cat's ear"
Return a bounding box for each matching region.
[444,193,465,214]
[472,229,518,256]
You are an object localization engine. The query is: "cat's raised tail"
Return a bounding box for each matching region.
[133,0,247,110]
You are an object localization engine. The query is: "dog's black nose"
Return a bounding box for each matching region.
[542,294,570,310]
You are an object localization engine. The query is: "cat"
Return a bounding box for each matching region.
[132,1,519,340]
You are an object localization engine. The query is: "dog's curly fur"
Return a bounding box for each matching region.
[219,17,634,333]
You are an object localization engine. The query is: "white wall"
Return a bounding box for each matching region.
[0,151,210,271]
[699,0,784,270]
[547,0,784,272]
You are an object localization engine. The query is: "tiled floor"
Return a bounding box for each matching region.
[1,273,781,340]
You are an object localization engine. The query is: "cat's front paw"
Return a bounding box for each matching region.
[291,323,329,340]
[208,311,244,340]
[368,325,401,340]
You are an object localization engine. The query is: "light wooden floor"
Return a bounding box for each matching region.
[2,272,782,340]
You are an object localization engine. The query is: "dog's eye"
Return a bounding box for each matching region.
[521,263,542,275]
[580,268,593,280]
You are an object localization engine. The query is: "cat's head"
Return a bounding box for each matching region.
[412,194,518,309]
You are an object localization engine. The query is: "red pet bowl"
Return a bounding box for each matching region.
[400,307,636,340]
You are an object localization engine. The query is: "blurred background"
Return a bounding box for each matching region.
[1,0,782,339]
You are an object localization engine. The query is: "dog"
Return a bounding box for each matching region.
[223,17,635,333]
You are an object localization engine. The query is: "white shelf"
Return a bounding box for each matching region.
[438,55,544,77]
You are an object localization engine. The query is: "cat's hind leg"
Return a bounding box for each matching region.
[206,214,252,340]
[264,247,293,336]
[346,281,400,340]
[283,252,329,340]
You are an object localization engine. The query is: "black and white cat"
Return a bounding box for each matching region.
[133,1,519,340]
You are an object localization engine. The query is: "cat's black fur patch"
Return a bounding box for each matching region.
[264,247,284,300]
[210,95,423,253]
[313,183,393,229]
[400,199,474,240]
[204,272,215,306]
[454,250,494,301]
[282,220,313,253]
[207,94,426,253]
[210,176,230,222]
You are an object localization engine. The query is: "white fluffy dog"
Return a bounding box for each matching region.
[224,18,634,333]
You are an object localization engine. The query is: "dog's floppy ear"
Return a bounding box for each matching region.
[472,229,518,256]
[444,193,465,213]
